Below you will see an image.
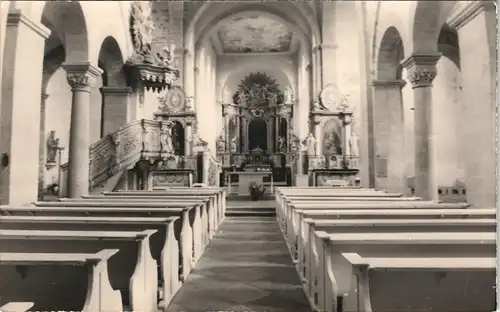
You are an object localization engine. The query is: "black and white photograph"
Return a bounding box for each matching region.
[0,1,497,311]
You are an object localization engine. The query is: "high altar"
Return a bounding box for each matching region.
[215,73,361,190]
[215,73,296,194]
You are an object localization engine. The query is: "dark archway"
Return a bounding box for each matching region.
[248,118,267,151]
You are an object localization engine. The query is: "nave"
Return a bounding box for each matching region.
[0,185,495,312]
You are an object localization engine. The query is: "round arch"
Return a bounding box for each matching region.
[97,36,126,87]
[38,1,90,62]
[377,26,405,80]
[408,1,458,53]
[186,2,319,53]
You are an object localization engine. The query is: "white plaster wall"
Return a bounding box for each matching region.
[43,68,102,187]
[432,55,461,186]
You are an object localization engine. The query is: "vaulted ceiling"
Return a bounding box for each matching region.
[210,12,299,55]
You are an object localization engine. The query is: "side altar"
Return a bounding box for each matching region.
[297,84,361,187]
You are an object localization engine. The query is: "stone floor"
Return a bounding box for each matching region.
[165,217,312,312]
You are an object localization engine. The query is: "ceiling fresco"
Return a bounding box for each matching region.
[217,14,293,53]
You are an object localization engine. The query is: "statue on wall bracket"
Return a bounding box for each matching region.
[46,130,60,168]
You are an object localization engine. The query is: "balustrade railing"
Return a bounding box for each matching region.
[60,119,223,194]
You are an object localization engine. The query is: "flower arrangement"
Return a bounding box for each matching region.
[248,181,266,201]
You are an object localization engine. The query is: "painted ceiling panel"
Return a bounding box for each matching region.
[217,14,293,53]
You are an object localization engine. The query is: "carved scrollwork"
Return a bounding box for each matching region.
[407,70,437,87]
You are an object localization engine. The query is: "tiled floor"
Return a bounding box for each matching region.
[166,217,312,312]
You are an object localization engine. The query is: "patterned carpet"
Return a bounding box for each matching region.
[165,217,312,312]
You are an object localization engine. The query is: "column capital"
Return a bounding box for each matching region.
[448,1,496,30]
[401,53,441,88]
[100,86,133,95]
[7,9,51,39]
[372,79,407,88]
[62,62,103,91]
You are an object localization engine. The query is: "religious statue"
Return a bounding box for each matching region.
[157,44,176,68]
[349,131,360,157]
[277,136,286,152]
[130,1,156,64]
[284,86,294,104]
[230,136,238,153]
[160,122,175,154]
[216,135,226,153]
[303,133,317,156]
[185,96,194,111]
[46,130,60,164]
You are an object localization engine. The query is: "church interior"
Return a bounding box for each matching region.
[0,1,497,312]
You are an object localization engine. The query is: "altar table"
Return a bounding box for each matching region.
[227,172,274,195]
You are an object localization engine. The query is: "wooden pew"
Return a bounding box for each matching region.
[0,205,196,283]
[0,216,181,305]
[275,188,402,213]
[339,253,495,312]
[0,229,158,312]
[108,188,226,223]
[0,302,34,312]
[0,249,121,312]
[285,201,470,255]
[299,218,496,303]
[34,200,205,275]
[98,193,223,234]
[278,197,427,234]
[311,232,496,312]
[70,196,218,242]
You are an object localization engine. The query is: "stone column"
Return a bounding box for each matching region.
[63,63,103,198]
[38,93,49,200]
[0,11,50,205]
[402,53,441,201]
[183,49,196,111]
[101,86,132,134]
[311,48,319,100]
[223,111,230,151]
[185,118,193,156]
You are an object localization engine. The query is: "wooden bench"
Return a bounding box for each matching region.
[0,205,196,282]
[309,232,496,312]
[0,215,182,305]
[0,249,121,312]
[277,196,423,230]
[108,188,226,222]
[0,229,158,312]
[298,218,496,301]
[339,253,495,312]
[0,302,34,312]
[68,196,218,241]
[84,193,222,226]
[35,200,207,271]
[285,202,471,254]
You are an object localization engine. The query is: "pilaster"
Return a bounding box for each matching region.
[0,11,50,204]
[101,86,133,134]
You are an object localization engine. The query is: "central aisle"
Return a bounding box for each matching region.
[166,217,312,312]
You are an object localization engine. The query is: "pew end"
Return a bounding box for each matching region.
[0,302,34,312]
[340,253,496,312]
[0,250,122,312]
